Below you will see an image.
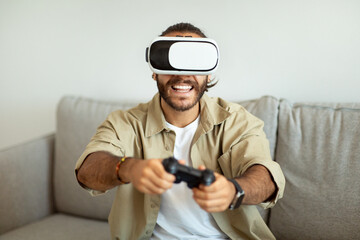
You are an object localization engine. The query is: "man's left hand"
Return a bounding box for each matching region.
[192,165,235,212]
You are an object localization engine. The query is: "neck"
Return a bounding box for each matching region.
[160,99,200,128]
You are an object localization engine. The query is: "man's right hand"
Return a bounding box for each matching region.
[77,152,176,194]
[120,158,176,195]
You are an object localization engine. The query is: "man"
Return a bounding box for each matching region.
[76,22,285,239]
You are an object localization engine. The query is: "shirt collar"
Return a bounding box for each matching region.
[145,93,231,137]
[145,93,167,137]
[199,94,231,133]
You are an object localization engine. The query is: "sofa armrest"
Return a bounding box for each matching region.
[0,134,55,234]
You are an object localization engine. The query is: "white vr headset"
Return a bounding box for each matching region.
[145,37,219,75]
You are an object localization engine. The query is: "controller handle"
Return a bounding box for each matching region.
[202,169,216,186]
[162,157,178,174]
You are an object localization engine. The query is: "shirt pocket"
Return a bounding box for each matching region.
[216,150,232,178]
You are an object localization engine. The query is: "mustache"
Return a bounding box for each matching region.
[166,77,198,88]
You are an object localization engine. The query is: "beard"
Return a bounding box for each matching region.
[156,76,207,112]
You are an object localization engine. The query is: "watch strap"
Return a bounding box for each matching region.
[228,178,245,210]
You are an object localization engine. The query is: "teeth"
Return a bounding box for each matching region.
[173,85,192,90]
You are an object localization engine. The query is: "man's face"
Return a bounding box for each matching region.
[155,31,209,112]
[156,74,208,112]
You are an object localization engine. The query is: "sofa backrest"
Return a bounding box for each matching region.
[238,96,279,160]
[54,96,137,220]
[269,99,360,240]
[0,135,54,234]
[53,95,279,222]
[238,96,280,222]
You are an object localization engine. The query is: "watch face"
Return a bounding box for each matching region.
[234,190,244,209]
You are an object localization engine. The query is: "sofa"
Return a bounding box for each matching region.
[1,95,359,240]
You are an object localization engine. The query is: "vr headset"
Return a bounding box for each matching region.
[145,37,219,75]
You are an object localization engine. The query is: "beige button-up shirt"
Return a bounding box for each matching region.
[76,93,285,240]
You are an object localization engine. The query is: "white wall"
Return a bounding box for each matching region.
[1,0,360,150]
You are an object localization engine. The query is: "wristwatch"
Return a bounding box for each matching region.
[228,178,245,210]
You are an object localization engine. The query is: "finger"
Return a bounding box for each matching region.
[195,175,232,199]
[178,159,186,165]
[147,168,174,189]
[198,172,222,192]
[193,188,230,210]
[140,184,168,195]
[198,165,206,170]
[137,172,173,194]
[149,159,176,183]
[138,162,174,190]
[201,205,228,213]
[192,187,219,200]
[193,196,229,212]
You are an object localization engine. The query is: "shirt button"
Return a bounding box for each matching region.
[146,230,151,235]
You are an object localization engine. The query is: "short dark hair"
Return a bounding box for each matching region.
[159,22,217,91]
[160,22,207,38]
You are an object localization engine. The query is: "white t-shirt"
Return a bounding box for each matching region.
[152,116,228,240]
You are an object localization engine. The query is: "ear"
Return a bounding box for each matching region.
[207,75,212,82]
[152,74,157,81]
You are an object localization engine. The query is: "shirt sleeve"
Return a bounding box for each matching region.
[75,111,126,196]
[218,113,285,209]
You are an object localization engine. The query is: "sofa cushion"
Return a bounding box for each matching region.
[269,100,360,240]
[54,96,137,220]
[0,214,109,240]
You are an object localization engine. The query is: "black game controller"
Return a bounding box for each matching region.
[162,157,215,189]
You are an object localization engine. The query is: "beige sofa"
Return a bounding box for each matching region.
[1,95,359,240]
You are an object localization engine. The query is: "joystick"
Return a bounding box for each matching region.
[162,157,215,188]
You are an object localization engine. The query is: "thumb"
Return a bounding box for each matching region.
[198,165,206,170]
[178,159,186,165]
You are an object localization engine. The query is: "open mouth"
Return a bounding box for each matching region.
[171,85,194,93]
